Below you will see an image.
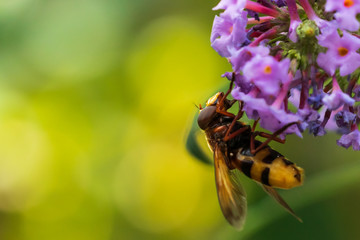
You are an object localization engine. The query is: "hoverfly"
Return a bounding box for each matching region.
[197,81,304,229]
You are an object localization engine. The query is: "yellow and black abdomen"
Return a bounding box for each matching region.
[230,147,304,189]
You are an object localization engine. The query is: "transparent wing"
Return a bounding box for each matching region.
[214,146,247,230]
[260,184,302,222]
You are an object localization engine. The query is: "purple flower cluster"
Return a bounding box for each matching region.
[210,0,360,150]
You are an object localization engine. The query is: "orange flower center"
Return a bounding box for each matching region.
[344,0,354,7]
[229,26,233,34]
[264,65,272,74]
[338,47,349,57]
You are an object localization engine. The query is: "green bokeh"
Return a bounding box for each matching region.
[0,0,359,240]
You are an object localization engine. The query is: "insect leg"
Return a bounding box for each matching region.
[215,98,236,118]
[221,72,235,101]
[216,109,236,118]
[256,132,285,144]
[250,133,256,154]
[251,118,260,131]
[216,99,237,117]
[217,72,235,115]
[223,101,246,141]
[251,121,300,154]
[223,126,249,142]
[227,99,237,108]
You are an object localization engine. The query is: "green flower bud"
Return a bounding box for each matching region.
[296,20,319,39]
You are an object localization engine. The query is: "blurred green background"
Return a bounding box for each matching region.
[0,0,360,239]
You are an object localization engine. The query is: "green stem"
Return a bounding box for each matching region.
[267,35,286,45]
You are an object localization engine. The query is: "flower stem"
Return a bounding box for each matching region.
[299,72,309,109]
[273,80,291,109]
[245,0,280,17]
[286,0,300,22]
[249,26,279,46]
[347,78,357,95]
[298,0,317,20]
[352,33,360,39]
[332,77,341,91]
[321,109,331,128]
[247,16,275,25]
[249,87,260,97]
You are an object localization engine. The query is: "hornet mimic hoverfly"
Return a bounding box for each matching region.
[197,80,304,229]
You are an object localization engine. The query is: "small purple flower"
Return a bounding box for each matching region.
[322,78,355,111]
[297,108,320,131]
[247,10,259,21]
[289,19,301,42]
[213,0,246,13]
[229,45,270,72]
[222,72,253,94]
[317,30,360,76]
[308,121,326,136]
[213,0,247,21]
[355,106,360,125]
[286,0,301,42]
[289,87,304,109]
[308,90,325,109]
[298,108,320,122]
[271,0,286,7]
[325,0,360,31]
[211,10,248,57]
[337,129,360,150]
[232,88,302,137]
[207,0,360,151]
[335,110,356,129]
[324,108,343,131]
[221,71,233,80]
[242,55,290,96]
[296,108,325,133]
[353,85,360,101]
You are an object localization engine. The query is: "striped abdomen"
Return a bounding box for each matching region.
[229,146,304,189]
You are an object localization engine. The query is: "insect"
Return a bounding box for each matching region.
[197,81,304,229]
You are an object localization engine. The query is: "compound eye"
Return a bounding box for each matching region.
[206,92,223,106]
[198,105,217,130]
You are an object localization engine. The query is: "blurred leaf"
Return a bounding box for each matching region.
[186,113,213,165]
